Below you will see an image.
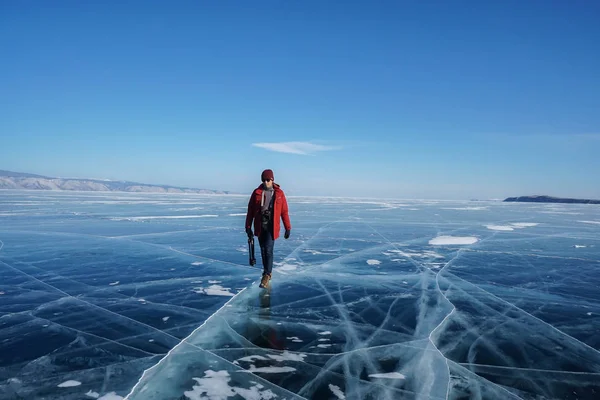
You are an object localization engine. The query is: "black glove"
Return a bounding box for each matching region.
[246,227,253,239]
[284,229,291,239]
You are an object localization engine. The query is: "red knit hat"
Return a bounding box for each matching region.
[261,169,274,181]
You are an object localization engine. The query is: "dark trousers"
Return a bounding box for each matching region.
[258,229,274,275]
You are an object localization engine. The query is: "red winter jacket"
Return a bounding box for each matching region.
[245,183,291,240]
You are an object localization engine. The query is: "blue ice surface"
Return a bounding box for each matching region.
[0,191,599,400]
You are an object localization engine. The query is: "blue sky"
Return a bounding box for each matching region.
[1,1,599,199]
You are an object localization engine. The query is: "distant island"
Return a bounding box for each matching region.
[504,195,600,205]
[0,169,232,194]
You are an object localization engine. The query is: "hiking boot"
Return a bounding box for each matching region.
[259,273,271,288]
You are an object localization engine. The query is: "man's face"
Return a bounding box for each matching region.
[263,178,273,189]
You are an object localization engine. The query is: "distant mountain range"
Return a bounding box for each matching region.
[0,170,232,194]
[504,195,600,205]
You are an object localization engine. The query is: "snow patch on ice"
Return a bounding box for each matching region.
[228,213,246,216]
[579,220,600,225]
[98,393,123,400]
[366,259,381,265]
[193,285,235,297]
[574,245,587,248]
[429,236,478,245]
[208,280,221,284]
[485,225,514,231]
[108,281,119,286]
[58,380,81,387]
[511,222,539,228]
[369,372,406,380]
[318,331,332,335]
[185,370,277,400]
[191,261,203,266]
[111,215,218,221]
[303,249,324,255]
[242,366,297,374]
[237,355,268,362]
[85,390,100,398]
[162,316,170,322]
[276,264,297,272]
[268,351,307,362]
[318,344,332,348]
[329,384,346,399]
[443,207,488,211]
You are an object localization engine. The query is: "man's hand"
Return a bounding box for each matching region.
[246,227,253,239]
[284,229,291,239]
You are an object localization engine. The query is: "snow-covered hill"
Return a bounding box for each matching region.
[0,170,231,194]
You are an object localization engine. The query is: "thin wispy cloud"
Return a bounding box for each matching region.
[252,141,340,155]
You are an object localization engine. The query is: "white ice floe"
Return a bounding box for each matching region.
[191,261,203,266]
[108,281,119,286]
[429,236,479,245]
[318,331,332,335]
[57,380,81,388]
[162,317,170,322]
[366,259,381,265]
[369,372,406,379]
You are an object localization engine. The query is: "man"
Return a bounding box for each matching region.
[245,169,291,288]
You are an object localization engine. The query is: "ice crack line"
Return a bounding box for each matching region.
[445,271,600,357]
[0,259,281,396]
[123,287,305,400]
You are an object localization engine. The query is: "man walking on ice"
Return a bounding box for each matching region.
[246,169,292,288]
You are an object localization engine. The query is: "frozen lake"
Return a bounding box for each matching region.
[0,191,599,399]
